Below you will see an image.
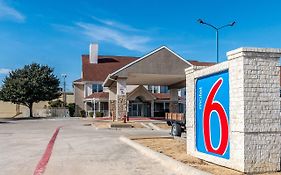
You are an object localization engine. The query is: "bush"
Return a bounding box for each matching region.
[67,103,75,117]
[95,112,104,117]
[89,112,94,118]
[80,110,86,118]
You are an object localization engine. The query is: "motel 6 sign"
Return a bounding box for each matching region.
[196,71,230,159]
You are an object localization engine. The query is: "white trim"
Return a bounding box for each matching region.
[103,46,193,87]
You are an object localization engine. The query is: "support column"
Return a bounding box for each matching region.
[109,87,117,120]
[151,101,154,117]
[93,99,96,118]
[169,88,179,113]
[116,78,127,121]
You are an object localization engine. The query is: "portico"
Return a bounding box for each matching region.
[103,46,193,120]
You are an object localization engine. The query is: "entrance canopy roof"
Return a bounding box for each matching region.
[103,46,214,88]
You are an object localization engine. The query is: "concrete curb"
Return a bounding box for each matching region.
[119,136,212,175]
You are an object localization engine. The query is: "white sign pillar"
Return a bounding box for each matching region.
[185,47,281,173]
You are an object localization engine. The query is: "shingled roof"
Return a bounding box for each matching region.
[79,53,216,83]
[82,55,138,82]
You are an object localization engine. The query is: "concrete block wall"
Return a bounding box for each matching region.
[185,47,281,173]
[228,48,281,173]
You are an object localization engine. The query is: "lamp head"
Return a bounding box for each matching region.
[230,21,236,26]
[197,19,204,24]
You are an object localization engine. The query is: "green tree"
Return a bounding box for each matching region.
[0,63,61,117]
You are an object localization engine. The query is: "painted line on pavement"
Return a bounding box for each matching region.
[33,126,62,175]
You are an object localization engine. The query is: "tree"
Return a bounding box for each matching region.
[0,63,61,117]
[48,99,64,108]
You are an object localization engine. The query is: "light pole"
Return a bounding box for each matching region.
[197,19,235,63]
[61,74,67,117]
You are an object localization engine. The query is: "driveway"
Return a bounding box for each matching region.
[0,118,176,175]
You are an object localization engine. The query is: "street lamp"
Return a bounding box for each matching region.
[197,19,236,63]
[61,74,67,117]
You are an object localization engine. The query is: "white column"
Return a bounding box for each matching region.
[93,99,96,118]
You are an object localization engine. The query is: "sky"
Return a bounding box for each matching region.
[1,0,281,91]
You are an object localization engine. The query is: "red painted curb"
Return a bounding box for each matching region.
[33,126,62,175]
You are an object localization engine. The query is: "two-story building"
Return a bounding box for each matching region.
[73,44,214,118]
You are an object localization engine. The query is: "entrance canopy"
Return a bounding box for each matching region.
[103,46,194,88]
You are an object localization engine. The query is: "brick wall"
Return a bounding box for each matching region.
[185,47,281,173]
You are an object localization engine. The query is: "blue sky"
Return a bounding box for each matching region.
[1,0,281,91]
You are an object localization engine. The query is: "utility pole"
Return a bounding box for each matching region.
[61,74,67,117]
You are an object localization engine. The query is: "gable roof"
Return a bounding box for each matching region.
[127,85,156,101]
[82,55,138,82]
[103,46,214,87]
[108,46,193,78]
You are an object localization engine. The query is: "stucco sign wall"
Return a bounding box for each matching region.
[195,71,229,159]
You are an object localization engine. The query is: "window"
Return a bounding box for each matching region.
[148,85,161,93]
[92,84,103,93]
[160,86,168,93]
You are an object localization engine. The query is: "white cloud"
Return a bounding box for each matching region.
[0,0,25,22]
[76,20,151,52]
[0,68,11,74]
[92,16,141,32]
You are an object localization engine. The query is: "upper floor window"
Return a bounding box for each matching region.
[148,85,168,93]
[92,84,103,93]
[148,85,159,93]
[160,86,168,93]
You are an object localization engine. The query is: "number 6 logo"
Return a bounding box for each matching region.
[203,78,229,155]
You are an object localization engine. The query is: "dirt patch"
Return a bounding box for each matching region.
[134,138,281,175]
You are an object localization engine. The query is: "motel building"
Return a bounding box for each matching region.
[73,44,214,118]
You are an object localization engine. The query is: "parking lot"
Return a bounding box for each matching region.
[0,118,176,175]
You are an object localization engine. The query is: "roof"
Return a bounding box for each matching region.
[82,55,138,82]
[188,60,216,66]
[73,78,82,83]
[85,92,109,99]
[103,46,216,87]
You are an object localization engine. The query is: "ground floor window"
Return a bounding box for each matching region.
[86,101,109,117]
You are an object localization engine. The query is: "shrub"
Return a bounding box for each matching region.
[89,112,94,118]
[80,110,86,118]
[95,112,104,117]
[67,103,75,117]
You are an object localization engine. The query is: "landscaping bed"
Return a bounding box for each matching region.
[133,137,281,175]
[92,121,145,129]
